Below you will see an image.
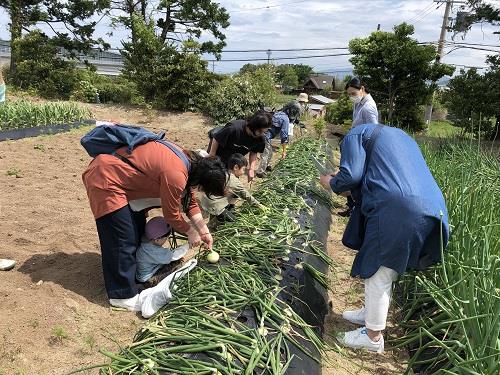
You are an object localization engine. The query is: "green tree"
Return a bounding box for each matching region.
[0,0,109,74]
[239,63,274,75]
[112,0,229,55]
[11,30,81,98]
[349,23,454,131]
[276,65,299,90]
[446,59,500,139]
[452,0,499,36]
[290,64,314,86]
[122,15,214,110]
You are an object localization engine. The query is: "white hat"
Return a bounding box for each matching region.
[297,93,309,103]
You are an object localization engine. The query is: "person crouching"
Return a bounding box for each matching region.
[135,216,189,285]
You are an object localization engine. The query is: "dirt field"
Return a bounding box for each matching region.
[0,103,406,374]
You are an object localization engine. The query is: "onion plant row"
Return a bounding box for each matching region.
[0,100,91,130]
[79,138,338,375]
[394,141,499,374]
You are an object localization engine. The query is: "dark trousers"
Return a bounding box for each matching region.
[95,205,146,299]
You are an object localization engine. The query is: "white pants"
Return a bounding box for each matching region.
[364,266,398,331]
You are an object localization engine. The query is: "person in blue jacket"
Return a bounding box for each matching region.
[320,123,449,353]
[256,104,301,177]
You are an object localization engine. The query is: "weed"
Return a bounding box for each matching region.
[50,326,69,343]
[6,167,21,178]
[83,334,96,351]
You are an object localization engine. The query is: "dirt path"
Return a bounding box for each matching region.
[322,215,407,374]
[0,103,406,374]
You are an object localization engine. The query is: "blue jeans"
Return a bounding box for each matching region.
[95,205,145,299]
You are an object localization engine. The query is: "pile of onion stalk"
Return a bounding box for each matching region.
[77,138,339,374]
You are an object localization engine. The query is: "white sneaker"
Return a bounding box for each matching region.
[0,259,16,271]
[337,327,384,353]
[342,306,366,325]
[109,295,142,311]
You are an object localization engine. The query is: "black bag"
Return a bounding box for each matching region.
[341,125,384,250]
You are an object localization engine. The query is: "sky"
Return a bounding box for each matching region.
[0,0,499,75]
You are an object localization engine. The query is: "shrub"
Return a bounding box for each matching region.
[200,67,277,124]
[70,80,99,103]
[325,93,352,124]
[312,116,326,138]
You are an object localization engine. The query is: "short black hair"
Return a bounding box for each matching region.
[227,153,248,170]
[345,77,370,93]
[246,110,273,132]
[188,156,228,197]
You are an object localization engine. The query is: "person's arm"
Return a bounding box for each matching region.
[211,127,231,157]
[229,175,260,205]
[159,170,202,248]
[208,138,219,157]
[279,117,289,145]
[248,152,258,182]
[189,212,213,250]
[328,134,366,194]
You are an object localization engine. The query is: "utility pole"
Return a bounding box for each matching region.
[266,49,272,65]
[425,0,454,125]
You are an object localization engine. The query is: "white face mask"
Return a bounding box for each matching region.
[349,95,362,105]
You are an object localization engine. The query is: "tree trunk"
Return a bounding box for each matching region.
[388,91,395,124]
[490,117,500,141]
[9,1,23,74]
[160,5,171,44]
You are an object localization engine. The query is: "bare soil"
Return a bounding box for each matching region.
[0,102,406,374]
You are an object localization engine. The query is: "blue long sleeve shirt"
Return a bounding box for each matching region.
[266,111,290,144]
[331,124,449,278]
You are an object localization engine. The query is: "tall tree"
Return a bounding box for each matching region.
[452,0,499,36]
[276,65,299,90]
[446,58,500,139]
[349,23,454,131]
[110,0,230,55]
[121,15,215,110]
[0,0,110,73]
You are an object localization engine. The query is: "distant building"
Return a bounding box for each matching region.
[0,39,123,76]
[302,74,334,94]
[309,95,335,105]
[306,94,336,118]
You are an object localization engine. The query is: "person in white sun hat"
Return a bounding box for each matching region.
[0,258,16,271]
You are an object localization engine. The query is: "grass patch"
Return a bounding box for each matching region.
[426,120,461,138]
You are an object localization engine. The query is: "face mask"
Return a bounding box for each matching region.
[349,95,362,105]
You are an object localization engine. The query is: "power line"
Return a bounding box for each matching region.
[220,47,349,53]
[229,1,308,13]
[206,52,351,62]
[444,41,500,48]
[405,2,435,23]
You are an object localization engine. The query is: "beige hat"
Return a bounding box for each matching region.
[297,93,309,103]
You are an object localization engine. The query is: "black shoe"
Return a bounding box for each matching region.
[256,171,267,178]
[266,165,272,172]
[216,209,236,223]
[142,259,184,288]
[338,209,351,217]
[226,204,236,211]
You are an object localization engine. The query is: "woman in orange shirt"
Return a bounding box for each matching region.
[83,142,226,311]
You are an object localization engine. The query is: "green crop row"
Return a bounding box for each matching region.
[395,140,500,374]
[0,100,91,131]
